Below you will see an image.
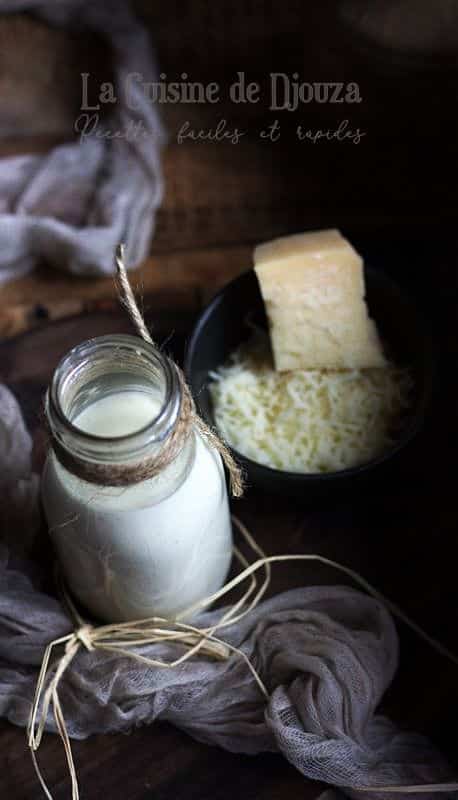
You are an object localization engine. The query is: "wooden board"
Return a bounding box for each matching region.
[1,297,458,799]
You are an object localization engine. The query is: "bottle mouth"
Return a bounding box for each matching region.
[46,334,181,465]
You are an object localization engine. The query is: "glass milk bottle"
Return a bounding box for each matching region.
[41,334,233,623]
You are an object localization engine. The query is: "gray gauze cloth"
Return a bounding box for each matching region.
[0,384,456,799]
[0,0,164,282]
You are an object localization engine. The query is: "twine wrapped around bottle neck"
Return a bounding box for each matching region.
[50,245,244,496]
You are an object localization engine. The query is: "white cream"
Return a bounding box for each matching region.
[42,390,233,623]
[75,390,160,437]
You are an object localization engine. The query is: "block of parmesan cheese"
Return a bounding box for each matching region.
[254,229,386,371]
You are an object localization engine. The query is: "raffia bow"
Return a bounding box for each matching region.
[27,518,270,800]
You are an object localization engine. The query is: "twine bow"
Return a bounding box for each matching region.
[27,517,270,800]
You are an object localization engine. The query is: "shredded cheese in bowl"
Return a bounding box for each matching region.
[209,332,411,474]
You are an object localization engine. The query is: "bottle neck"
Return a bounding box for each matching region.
[46,335,185,486]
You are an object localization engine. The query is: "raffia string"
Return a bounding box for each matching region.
[115,243,244,497]
[28,516,458,800]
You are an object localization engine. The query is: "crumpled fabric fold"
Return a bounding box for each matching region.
[0,0,164,281]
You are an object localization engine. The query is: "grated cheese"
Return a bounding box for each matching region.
[209,332,411,473]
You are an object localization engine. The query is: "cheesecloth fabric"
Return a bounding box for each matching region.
[0,383,456,799]
[0,0,164,282]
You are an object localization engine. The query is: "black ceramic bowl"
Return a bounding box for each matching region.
[185,268,433,496]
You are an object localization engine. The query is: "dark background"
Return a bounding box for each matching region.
[0,2,457,798]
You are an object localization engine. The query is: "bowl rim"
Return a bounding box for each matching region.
[185,266,434,484]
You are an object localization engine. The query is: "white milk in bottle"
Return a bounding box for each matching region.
[42,335,233,623]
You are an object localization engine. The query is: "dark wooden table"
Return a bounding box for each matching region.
[1,274,458,798]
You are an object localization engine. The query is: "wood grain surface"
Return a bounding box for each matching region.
[1,0,457,338]
[1,286,458,798]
